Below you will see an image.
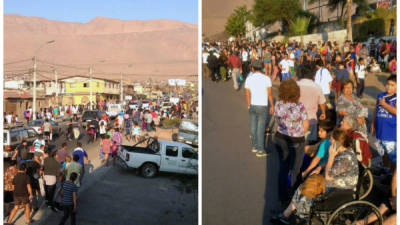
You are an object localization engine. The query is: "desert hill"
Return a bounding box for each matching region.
[4,14,198,81]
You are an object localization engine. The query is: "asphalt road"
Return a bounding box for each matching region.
[202,71,390,225]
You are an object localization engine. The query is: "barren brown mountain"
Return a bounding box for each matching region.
[4,14,197,81]
[202,0,253,39]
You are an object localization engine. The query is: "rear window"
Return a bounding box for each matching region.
[10,130,19,143]
[83,111,97,118]
[29,120,43,126]
[180,121,198,132]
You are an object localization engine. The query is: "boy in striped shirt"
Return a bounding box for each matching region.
[58,172,78,225]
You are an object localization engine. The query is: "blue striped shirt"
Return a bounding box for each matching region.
[62,181,78,206]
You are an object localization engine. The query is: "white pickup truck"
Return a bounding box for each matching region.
[116,138,198,178]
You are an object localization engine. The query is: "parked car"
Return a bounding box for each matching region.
[141,100,150,109]
[160,102,173,111]
[172,119,198,147]
[106,103,123,119]
[27,119,62,137]
[116,138,198,178]
[81,110,107,128]
[128,102,139,110]
[4,125,39,159]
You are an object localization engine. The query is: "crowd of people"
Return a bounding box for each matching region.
[5,139,88,225]
[203,38,396,224]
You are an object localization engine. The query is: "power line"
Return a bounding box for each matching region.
[36,59,88,70]
[4,58,32,65]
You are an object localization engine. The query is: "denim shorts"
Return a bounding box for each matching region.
[375,139,396,163]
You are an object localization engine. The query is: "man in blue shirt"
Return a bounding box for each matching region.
[72,142,88,185]
[371,75,396,171]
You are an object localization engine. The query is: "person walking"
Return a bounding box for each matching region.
[72,143,88,185]
[65,155,83,188]
[42,148,61,212]
[4,160,18,218]
[101,134,112,166]
[58,172,78,225]
[56,143,69,164]
[6,164,33,225]
[314,59,333,108]
[227,51,242,90]
[244,59,274,157]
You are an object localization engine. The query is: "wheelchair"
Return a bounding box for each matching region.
[303,162,381,225]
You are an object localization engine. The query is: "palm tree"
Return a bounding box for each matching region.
[289,17,311,42]
[346,0,352,41]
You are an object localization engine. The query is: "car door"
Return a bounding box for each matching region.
[181,147,198,174]
[160,145,181,173]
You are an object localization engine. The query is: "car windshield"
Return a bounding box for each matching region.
[83,111,97,119]
[180,121,198,132]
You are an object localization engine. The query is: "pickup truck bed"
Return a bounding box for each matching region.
[120,145,158,155]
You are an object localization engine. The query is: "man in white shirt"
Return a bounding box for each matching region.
[279,53,291,81]
[314,59,333,107]
[241,47,249,76]
[244,60,274,158]
[6,112,12,124]
[355,58,367,98]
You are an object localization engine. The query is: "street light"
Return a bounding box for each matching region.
[32,40,55,120]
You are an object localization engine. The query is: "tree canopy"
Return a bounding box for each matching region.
[225,5,251,37]
[308,0,368,20]
[252,0,301,28]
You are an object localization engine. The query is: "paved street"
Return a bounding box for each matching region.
[202,71,390,225]
[7,123,197,225]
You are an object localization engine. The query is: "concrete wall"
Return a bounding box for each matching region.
[272,29,348,46]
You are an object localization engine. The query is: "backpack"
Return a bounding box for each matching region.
[351,131,372,166]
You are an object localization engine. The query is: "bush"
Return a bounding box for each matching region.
[162,118,181,128]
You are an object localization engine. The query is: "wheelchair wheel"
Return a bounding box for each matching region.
[327,200,382,225]
[358,169,373,200]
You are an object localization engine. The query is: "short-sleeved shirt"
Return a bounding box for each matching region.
[298,79,325,121]
[274,101,307,137]
[13,172,30,197]
[34,139,45,150]
[375,92,396,141]
[65,161,82,187]
[72,148,88,167]
[355,64,366,79]
[316,139,330,165]
[326,149,358,190]
[57,149,68,163]
[335,69,349,82]
[279,59,290,73]
[244,72,272,106]
[102,138,113,154]
[61,181,78,206]
[314,67,333,95]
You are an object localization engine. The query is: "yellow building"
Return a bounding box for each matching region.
[60,76,120,105]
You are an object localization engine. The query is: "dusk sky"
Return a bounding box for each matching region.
[5,0,198,24]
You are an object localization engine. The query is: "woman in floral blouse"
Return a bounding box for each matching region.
[4,160,18,217]
[336,80,368,135]
[274,79,309,203]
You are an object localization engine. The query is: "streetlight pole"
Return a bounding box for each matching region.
[120,72,123,103]
[32,40,55,120]
[33,56,37,120]
[89,67,93,110]
[54,69,58,105]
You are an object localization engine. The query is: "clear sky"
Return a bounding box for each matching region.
[4,0,198,24]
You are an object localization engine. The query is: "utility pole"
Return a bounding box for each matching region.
[120,72,123,103]
[89,67,93,110]
[33,57,37,120]
[54,69,58,105]
[346,0,353,41]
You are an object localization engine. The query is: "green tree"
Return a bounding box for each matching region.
[252,0,301,29]
[225,5,251,38]
[289,17,311,38]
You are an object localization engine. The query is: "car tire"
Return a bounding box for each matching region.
[172,133,178,141]
[140,163,157,178]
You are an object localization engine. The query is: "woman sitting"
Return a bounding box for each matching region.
[273,128,359,224]
[336,80,368,135]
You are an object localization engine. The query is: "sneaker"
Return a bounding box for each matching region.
[256,151,268,157]
[276,213,289,225]
[251,147,257,153]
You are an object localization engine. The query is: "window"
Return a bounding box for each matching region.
[166,146,178,157]
[10,130,19,143]
[182,148,197,159]
[83,83,88,88]
[19,130,29,140]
